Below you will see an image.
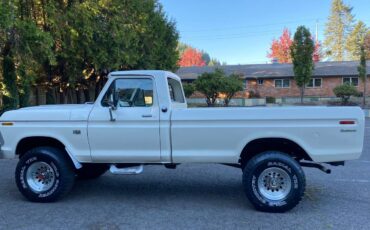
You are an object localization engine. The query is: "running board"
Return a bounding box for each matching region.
[109,164,144,175]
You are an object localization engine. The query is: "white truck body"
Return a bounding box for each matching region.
[0,70,365,164]
[0,70,365,212]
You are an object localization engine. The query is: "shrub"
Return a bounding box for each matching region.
[194,69,224,106]
[182,83,195,98]
[220,74,243,106]
[333,84,359,105]
[266,96,276,104]
[249,90,260,98]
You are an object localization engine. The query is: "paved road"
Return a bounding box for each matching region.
[0,122,370,230]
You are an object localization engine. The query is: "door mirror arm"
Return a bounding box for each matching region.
[108,106,116,122]
[103,100,117,122]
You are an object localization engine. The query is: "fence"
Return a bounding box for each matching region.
[187,96,368,107]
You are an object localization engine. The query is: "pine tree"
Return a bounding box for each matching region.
[358,45,367,106]
[364,32,370,60]
[291,26,315,104]
[324,0,354,61]
[202,52,211,65]
[1,0,180,107]
[346,21,369,60]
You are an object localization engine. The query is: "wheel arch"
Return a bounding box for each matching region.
[240,137,312,168]
[15,136,81,169]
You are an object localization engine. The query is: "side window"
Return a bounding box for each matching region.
[167,78,185,103]
[102,78,154,107]
[275,79,290,88]
[343,77,359,86]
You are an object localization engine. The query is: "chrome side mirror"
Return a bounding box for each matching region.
[103,99,117,122]
[108,100,117,122]
[106,100,117,111]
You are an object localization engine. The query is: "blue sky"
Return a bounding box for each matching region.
[159,0,370,65]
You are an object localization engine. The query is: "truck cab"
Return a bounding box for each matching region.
[87,71,185,163]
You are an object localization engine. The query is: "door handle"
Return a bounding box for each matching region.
[142,114,153,118]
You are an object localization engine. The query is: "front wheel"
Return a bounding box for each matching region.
[242,151,305,213]
[15,147,76,202]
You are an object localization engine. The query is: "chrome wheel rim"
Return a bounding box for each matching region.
[257,167,292,201]
[26,162,55,193]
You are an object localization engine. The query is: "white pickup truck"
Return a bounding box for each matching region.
[0,70,365,212]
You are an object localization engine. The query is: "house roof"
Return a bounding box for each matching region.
[176,61,370,80]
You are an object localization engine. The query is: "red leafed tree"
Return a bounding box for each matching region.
[178,47,206,67]
[267,28,293,63]
[268,28,322,63]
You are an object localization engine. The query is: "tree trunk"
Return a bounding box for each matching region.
[300,87,304,104]
[206,98,211,107]
[2,54,19,110]
[83,88,90,103]
[363,77,367,107]
[76,89,81,104]
[46,87,56,104]
[224,97,231,107]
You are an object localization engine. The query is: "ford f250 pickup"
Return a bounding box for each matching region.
[0,70,365,212]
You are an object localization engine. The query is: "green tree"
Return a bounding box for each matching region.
[290,26,315,104]
[0,0,179,108]
[0,1,17,111]
[346,21,369,60]
[220,74,243,106]
[194,68,225,106]
[358,45,367,106]
[1,0,56,110]
[333,83,359,105]
[324,0,354,61]
[183,83,195,98]
[364,32,370,60]
[208,58,222,66]
[202,52,211,65]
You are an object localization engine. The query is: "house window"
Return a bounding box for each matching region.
[306,78,322,88]
[257,79,264,85]
[274,79,290,88]
[343,77,359,86]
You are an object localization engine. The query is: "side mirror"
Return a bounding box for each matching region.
[106,100,117,111]
[102,99,117,122]
[102,99,117,110]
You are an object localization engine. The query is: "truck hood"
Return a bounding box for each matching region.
[0,104,94,121]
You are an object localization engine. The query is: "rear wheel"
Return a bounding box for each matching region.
[76,163,109,180]
[242,151,305,212]
[15,147,75,202]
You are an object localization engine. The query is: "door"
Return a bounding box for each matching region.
[88,77,161,162]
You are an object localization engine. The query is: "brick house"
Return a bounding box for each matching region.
[176,61,370,98]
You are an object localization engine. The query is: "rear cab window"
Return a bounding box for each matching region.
[167,77,186,105]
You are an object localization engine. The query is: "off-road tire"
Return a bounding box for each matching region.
[15,147,75,202]
[242,151,305,213]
